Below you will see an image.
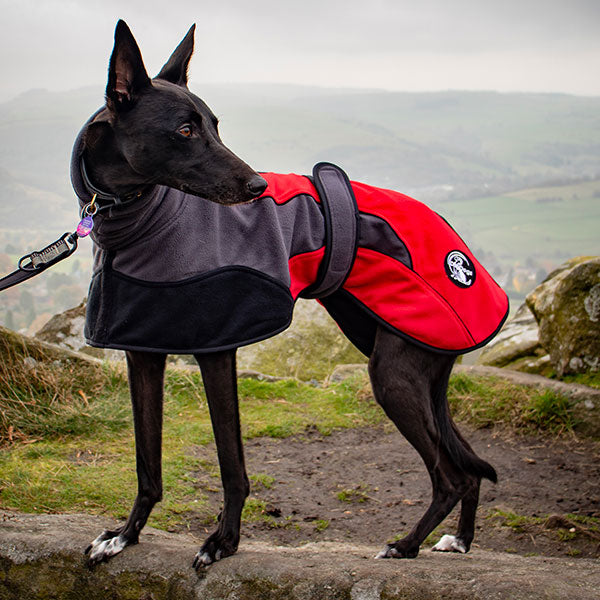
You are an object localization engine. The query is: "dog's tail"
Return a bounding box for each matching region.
[432,367,497,484]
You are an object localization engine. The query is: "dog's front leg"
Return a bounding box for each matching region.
[86,350,166,566]
[193,349,249,567]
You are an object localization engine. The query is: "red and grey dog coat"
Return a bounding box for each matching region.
[71,147,508,356]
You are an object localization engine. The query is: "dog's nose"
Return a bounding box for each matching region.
[247,175,268,197]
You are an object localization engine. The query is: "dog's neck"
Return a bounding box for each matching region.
[81,151,151,209]
[80,118,153,207]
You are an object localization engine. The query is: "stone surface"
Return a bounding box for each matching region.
[1,511,599,600]
[480,256,600,377]
[34,300,123,362]
[237,299,366,380]
[326,363,370,384]
[526,256,600,376]
[0,324,102,369]
[32,298,365,379]
[477,302,546,371]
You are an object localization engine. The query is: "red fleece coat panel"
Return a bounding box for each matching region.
[259,172,509,353]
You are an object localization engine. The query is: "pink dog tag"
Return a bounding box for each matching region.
[76,215,94,237]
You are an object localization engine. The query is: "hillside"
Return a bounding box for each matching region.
[203,87,600,196]
[1,85,599,221]
[0,86,599,329]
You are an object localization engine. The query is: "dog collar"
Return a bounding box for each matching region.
[80,158,144,213]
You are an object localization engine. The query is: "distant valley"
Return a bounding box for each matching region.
[0,84,599,330]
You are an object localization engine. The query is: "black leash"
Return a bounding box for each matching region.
[0,232,80,291]
[0,159,144,293]
[0,196,98,293]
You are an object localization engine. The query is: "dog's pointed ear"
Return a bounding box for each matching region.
[106,20,151,110]
[155,24,196,87]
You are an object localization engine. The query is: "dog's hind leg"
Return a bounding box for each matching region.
[193,349,249,568]
[367,327,495,559]
[86,351,167,566]
[432,424,482,554]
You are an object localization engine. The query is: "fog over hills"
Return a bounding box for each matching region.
[0,84,599,230]
[1,83,598,331]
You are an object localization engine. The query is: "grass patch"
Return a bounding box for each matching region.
[241,498,273,524]
[0,360,383,528]
[0,331,589,532]
[336,484,371,504]
[250,473,275,490]
[559,372,600,390]
[488,509,600,548]
[313,519,330,532]
[237,375,384,439]
[488,509,545,533]
[0,326,130,445]
[448,373,577,435]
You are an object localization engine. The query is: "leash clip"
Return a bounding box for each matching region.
[18,232,79,272]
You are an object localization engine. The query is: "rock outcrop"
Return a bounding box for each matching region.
[526,256,600,376]
[476,302,547,373]
[33,298,365,378]
[1,511,599,600]
[234,299,366,380]
[34,300,123,362]
[479,256,600,377]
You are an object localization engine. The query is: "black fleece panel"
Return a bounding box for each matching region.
[85,266,294,353]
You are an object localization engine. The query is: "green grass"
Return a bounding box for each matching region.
[448,373,577,435]
[336,484,371,504]
[0,364,383,528]
[558,371,600,390]
[0,340,588,531]
[313,519,330,532]
[488,509,545,533]
[250,473,275,490]
[488,509,600,546]
[237,375,384,439]
[241,498,269,523]
[0,326,131,445]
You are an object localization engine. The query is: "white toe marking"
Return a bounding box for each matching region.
[432,534,466,553]
[374,546,389,559]
[88,534,127,561]
[90,531,108,546]
[196,551,214,566]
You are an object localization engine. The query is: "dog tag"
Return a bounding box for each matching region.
[76,215,94,237]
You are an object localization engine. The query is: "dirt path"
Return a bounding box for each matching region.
[190,426,600,559]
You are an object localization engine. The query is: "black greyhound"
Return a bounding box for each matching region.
[79,21,501,567]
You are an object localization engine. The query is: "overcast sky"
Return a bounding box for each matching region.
[1,0,599,101]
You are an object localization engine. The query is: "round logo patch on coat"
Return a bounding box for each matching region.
[445,250,476,288]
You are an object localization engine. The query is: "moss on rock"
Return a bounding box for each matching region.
[527,257,600,376]
[237,300,366,381]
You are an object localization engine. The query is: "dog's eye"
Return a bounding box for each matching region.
[178,125,193,138]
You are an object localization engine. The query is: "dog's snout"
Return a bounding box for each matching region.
[247,175,268,197]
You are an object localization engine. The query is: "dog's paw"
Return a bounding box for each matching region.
[431,534,467,554]
[85,530,129,565]
[192,548,223,569]
[374,542,419,559]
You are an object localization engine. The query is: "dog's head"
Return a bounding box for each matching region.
[82,20,266,204]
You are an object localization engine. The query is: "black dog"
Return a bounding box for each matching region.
[76,21,505,567]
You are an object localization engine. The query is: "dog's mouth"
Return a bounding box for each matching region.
[179,181,266,206]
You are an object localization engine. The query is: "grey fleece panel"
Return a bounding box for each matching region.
[71,111,325,285]
[109,189,325,284]
[357,213,412,269]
